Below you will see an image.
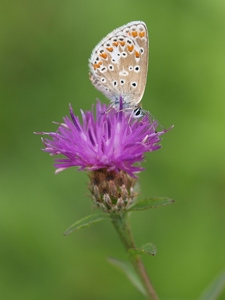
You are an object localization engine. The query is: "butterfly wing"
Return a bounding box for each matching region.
[89,21,149,108]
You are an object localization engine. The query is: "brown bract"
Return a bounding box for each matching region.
[88,169,138,212]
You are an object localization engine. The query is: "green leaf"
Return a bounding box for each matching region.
[108,257,147,296]
[198,270,225,300]
[64,214,110,236]
[127,197,175,212]
[128,243,157,256]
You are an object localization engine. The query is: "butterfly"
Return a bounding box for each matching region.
[89,21,149,117]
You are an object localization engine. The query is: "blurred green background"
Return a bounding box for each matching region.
[1,0,225,299]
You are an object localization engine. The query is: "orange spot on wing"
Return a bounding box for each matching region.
[100,53,107,59]
[139,31,145,38]
[93,62,102,69]
[106,47,113,52]
[135,51,140,58]
[112,41,118,46]
[131,31,138,37]
[127,45,134,52]
[119,41,125,46]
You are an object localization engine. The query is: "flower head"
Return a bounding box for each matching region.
[38,101,167,177]
[36,100,172,211]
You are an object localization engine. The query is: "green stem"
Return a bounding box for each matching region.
[111,212,158,300]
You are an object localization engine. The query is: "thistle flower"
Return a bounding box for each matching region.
[37,100,169,211]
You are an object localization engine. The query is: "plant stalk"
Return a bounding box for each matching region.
[111,212,158,300]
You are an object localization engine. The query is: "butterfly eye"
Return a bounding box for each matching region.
[133,107,144,118]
